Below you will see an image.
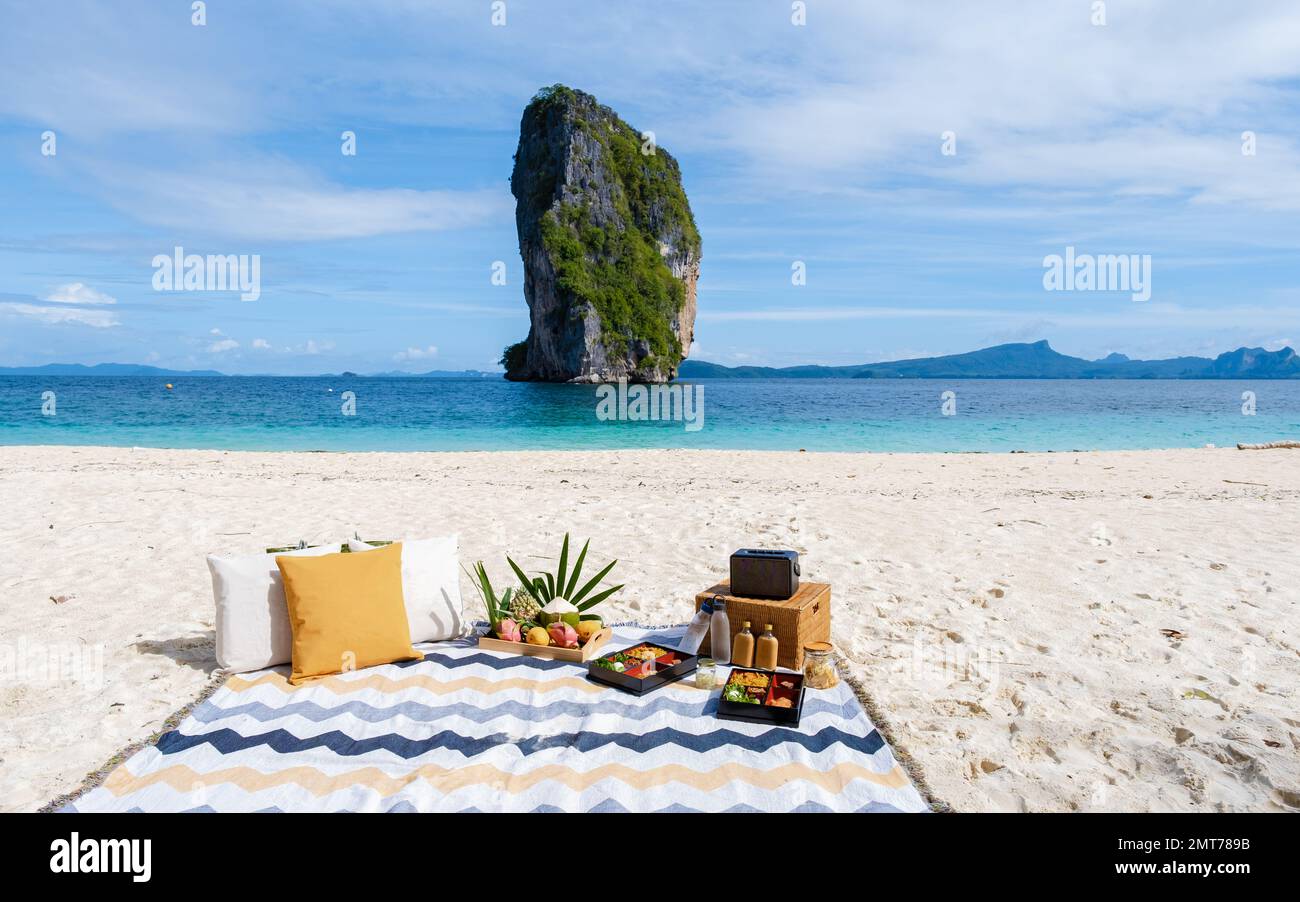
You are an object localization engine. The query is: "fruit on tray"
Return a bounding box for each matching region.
[509,591,542,624]
[539,597,581,628]
[526,626,551,646]
[495,618,522,643]
[576,619,603,643]
[548,621,579,649]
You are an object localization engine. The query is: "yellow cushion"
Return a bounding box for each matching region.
[276,542,421,684]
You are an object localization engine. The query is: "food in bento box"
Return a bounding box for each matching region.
[593,646,672,676]
[723,684,760,704]
[729,671,770,689]
[592,651,634,672]
[768,696,794,708]
[622,644,668,662]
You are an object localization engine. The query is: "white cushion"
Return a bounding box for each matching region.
[208,544,342,673]
[347,537,464,643]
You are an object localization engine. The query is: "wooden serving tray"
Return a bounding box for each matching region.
[477,626,612,662]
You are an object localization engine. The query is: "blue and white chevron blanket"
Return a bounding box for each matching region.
[65,625,929,812]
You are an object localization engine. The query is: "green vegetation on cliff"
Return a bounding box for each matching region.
[540,202,681,364]
[500,340,528,372]
[527,85,700,367]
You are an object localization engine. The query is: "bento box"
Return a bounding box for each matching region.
[716,667,806,727]
[587,642,698,695]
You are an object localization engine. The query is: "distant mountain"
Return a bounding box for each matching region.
[363,370,501,379]
[0,362,225,377]
[12,343,1298,380]
[678,340,1300,380]
[0,363,503,379]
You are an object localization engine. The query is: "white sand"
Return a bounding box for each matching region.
[1,445,1297,812]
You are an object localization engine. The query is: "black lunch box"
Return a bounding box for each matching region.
[716,667,807,727]
[587,643,699,696]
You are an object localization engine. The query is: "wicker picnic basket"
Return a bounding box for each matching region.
[692,581,831,670]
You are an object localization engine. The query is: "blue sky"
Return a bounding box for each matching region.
[2,0,1300,374]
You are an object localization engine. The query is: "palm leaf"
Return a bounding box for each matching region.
[564,539,590,598]
[555,533,570,600]
[577,583,624,611]
[507,556,538,600]
[477,562,495,601]
[571,558,617,605]
[464,562,502,625]
[543,571,555,598]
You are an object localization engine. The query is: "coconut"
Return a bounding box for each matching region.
[538,597,580,628]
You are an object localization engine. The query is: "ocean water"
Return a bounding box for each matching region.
[1,376,1298,453]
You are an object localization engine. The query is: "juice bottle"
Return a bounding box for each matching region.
[755,624,779,670]
[731,621,755,668]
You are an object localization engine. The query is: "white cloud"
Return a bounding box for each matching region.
[207,338,239,353]
[690,2,1300,209]
[252,338,271,350]
[701,307,1001,323]
[394,345,438,361]
[91,160,511,241]
[0,303,119,328]
[299,339,335,356]
[43,282,117,305]
[699,302,1300,333]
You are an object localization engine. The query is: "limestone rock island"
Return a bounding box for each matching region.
[502,85,701,383]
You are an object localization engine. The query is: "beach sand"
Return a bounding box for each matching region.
[1,445,1297,812]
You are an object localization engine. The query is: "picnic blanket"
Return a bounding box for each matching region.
[63,625,929,812]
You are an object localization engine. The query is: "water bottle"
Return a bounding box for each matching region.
[710,597,731,664]
[679,600,713,654]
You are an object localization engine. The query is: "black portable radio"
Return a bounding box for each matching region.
[729,549,800,599]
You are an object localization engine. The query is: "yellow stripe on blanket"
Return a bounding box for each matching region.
[105,759,913,798]
[225,671,607,696]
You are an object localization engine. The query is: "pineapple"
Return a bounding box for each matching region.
[508,589,542,624]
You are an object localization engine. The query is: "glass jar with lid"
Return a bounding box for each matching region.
[802,641,839,689]
[695,657,718,690]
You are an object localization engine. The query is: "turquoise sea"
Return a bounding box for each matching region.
[1,376,1298,453]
